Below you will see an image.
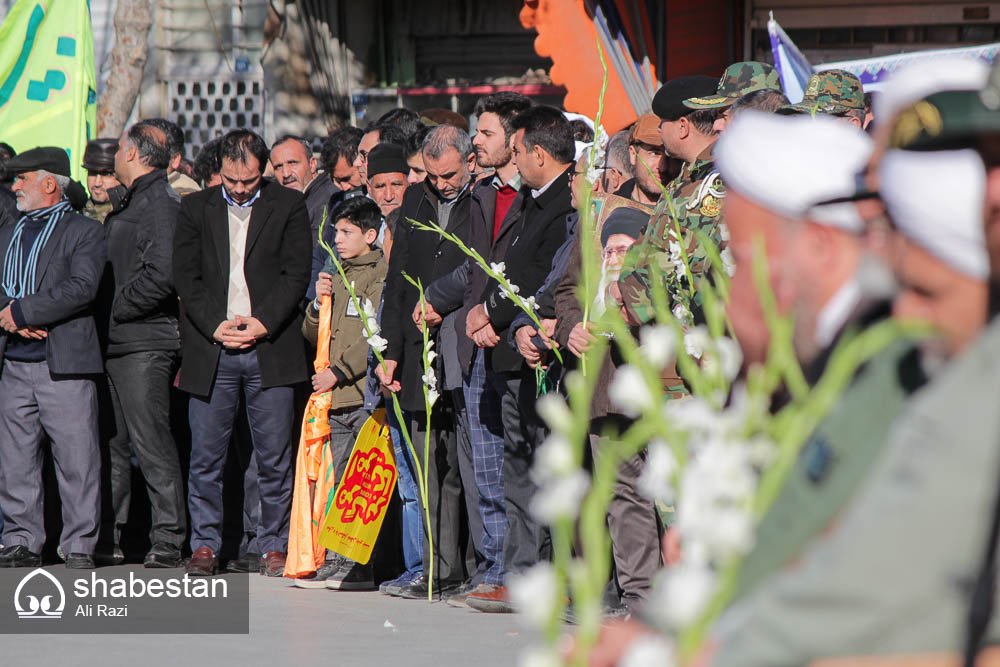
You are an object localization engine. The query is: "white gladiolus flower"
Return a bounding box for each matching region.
[427,387,440,406]
[638,439,678,503]
[362,298,377,321]
[714,336,743,381]
[609,364,653,418]
[367,334,388,353]
[646,564,716,630]
[683,325,711,359]
[531,434,576,483]
[426,350,438,364]
[672,302,692,326]
[530,470,589,524]
[639,325,677,370]
[524,295,539,311]
[720,246,736,277]
[668,241,686,281]
[510,562,559,629]
[620,635,676,667]
[536,394,573,434]
[421,367,437,388]
[490,261,506,275]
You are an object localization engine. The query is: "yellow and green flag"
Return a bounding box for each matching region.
[0,0,97,184]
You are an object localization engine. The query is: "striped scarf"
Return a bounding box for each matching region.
[2,200,71,299]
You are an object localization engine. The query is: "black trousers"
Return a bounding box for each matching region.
[105,350,186,549]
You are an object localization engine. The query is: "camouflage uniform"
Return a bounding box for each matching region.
[778,69,865,115]
[683,61,782,110]
[82,199,113,223]
[616,143,726,326]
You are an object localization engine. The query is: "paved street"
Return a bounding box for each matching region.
[0,566,530,666]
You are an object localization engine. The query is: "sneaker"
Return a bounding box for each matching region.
[397,574,462,600]
[325,561,375,591]
[225,552,261,573]
[143,542,183,569]
[293,560,343,589]
[466,584,514,613]
[379,570,420,596]
[445,581,492,608]
[66,553,96,569]
[0,545,41,568]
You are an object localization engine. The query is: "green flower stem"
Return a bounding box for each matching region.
[406,217,564,366]
[317,215,435,599]
[401,272,438,601]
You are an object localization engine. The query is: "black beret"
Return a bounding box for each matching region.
[4,146,71,178]
[82,138,118,172]
[601,206,650,247]
[367,143,409,179]
[652,75,720,121]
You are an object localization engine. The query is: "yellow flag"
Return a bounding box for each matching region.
[0,0,98,184]
[318,409,398,565]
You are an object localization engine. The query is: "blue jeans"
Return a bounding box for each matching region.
[188,349,294,554]
[388,406,423,576]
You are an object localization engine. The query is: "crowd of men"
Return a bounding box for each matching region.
[2,50,1000,663]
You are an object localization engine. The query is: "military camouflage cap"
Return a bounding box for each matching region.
[683,62,782,109]
[778,69,865,115]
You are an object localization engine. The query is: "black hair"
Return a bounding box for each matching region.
[334,195,382,235]
[375,108,422,140]
[730,89,790,116]
[863,91,874,113]
[320,126,364,173]
[143,117,185,159]
[509,105,575,163]
[193,138,222,186]
[686,108,720,136]
[219,129,269,169]
[569,119,594,143]
[127,121,172,169]
[271,134,312,157]
[473,91,534,141]
[375,125,408,149]
[406,125,430,159]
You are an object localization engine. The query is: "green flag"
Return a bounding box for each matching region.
[0,0,98,185]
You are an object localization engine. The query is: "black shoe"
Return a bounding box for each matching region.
[225,551,261,573]
[0,545,41,568]
[397,574,462,600]
[444,580,490,608]
[66,553,96,569]
[325,561,374,591]
[143,542,183,568]
[379,570,420,596]
[95,546,124,566]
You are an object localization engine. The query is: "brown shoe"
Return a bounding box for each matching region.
[185,546,218,576]
[260,551,286,577]
[465,584,514,613]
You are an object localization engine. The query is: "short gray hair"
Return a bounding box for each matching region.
[422,124,473,161]
[605,129,632,176]
[37,169,70,194]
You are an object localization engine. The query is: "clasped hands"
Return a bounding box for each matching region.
[213,315,268,349]
[0,303,47,340]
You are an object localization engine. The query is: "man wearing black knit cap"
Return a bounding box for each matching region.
[0,147,106,569]
[366,142,409,263]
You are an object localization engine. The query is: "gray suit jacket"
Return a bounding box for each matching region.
[712,317,1000,665]
[0,211,107,375]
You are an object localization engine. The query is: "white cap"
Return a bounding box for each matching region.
[874,58,990,125]
[879,148,988,280]
[715,111,874,231]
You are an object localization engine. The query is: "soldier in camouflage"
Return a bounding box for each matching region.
[81,138,123,223]
[615,76,726,329]
[778,69,867,128]
[683,61,782,111]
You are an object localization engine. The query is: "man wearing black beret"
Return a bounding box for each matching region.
[0,146,107,569]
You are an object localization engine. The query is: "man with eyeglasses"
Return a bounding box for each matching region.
[82,139,123,223]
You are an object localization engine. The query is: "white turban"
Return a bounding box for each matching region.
[879,148,988,280]
[716,111,874,231]
[874,58,990,125]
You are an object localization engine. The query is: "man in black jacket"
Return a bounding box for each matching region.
[377,124,476,598]
[463,106,576,612]
[0,147,106,569]
[101,121,186,568]
[174,130,312,577]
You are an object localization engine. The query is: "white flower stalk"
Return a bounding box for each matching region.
[510,562,560,629]
[646,564,717,631]
[536,394,573,435]
[620,635,677,667]
[668,240,687,281]
[639,324,677,371]
[366,333,388,354]
[427,388,440,407]
[684,326,743,383]
[490,261,506,275]
[672,302,693,327]
[531,434,577,483]
[609,364,654,418]
[530,470,589,524]
[638,439,678,503]
[420,366,437,390]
